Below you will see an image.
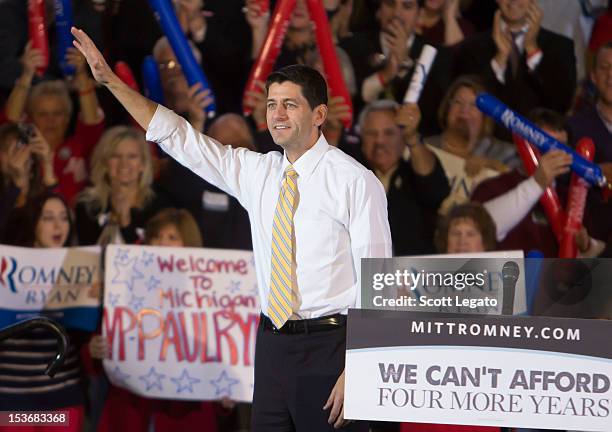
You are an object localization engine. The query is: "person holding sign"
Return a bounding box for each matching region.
[0,192,87,432]
[90,208,218,432]
[71,25,391,431]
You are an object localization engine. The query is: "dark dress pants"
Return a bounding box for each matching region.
[251,320,369,432]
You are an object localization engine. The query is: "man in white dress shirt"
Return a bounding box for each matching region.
[71,27,392,431]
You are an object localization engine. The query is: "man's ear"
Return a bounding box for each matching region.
[314,104,328,127]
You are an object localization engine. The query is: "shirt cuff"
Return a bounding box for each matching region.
[145,104,180,142]
[362,73,384,103]
[490,58,506,84]
[526,49,543,71]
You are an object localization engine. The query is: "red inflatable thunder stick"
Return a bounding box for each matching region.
[114,62,140,92]
[28,0,49,76]
[512,134,566,243]
[243,0,295,117]
[559,138,595,258]
[243,0,353,128]
[306,0,353,128]
[113,62,143,129]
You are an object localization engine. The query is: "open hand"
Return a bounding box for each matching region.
[71,27,115,85]
[20,41,45,80]
[323,370,353,429]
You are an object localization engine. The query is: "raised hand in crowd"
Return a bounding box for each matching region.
[243,79,268,131]
[175,0,208,42]
[395,102,421,143]
[88,335,110,359]
[395,103,436,176]
[19,42,45,83]
[186,82,214,131]
[27,126,56,187]
[66,47,103,125]
[492,10,512,69]
[331,0,353,40]
[441,0,465,46]
[533,149,572,189]
[322,95,352,146]
[3,140,32,192]
[5,43,46,122]
[442,0,461,21]
[245,0,270,58]
[384,17,410,67]
[523,0,543,56]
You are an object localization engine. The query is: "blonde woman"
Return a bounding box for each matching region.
[75,126,160,245]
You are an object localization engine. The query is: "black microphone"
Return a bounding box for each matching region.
[501,261,520,315]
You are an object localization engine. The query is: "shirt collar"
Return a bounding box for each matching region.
[281,133,330,182]
[501,20,529,37]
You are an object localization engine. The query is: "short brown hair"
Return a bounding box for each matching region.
[437,75,493,137]
[145,208,203,248]
[435,202,497,253]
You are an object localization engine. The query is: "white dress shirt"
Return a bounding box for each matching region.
[146,105,393,318]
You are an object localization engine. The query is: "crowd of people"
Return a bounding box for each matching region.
[0,0,611,431]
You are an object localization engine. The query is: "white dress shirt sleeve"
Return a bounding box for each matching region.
[483,176,543,242]
[146,104,264,208]
[348,172,393,308]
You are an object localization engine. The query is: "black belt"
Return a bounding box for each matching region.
[260,313,346,334]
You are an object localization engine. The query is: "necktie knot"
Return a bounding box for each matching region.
[285,166,297,179]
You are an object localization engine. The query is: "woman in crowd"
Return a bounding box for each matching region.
[435,201,497,254]
[3,44,104,205]
[0,123,57,242]
[89,207,218,432]
[144,207,203,247]
[426,75,518,214]
[75,126,161,245]
[0,192,87,432]
[416,0,474,46]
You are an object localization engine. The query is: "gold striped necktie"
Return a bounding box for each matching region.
[267,165,299,329]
